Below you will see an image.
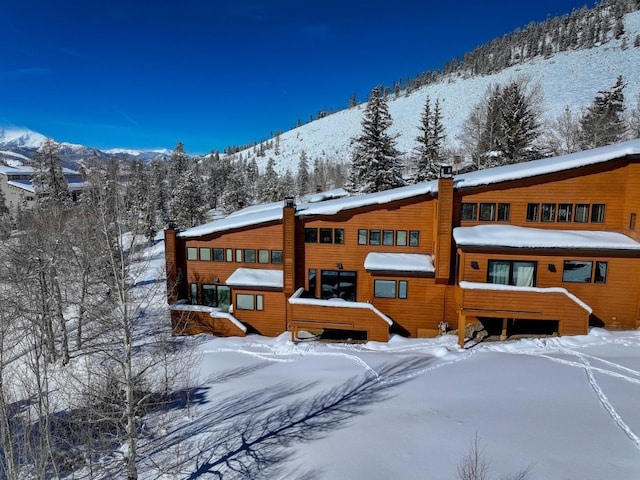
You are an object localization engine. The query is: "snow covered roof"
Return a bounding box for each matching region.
[7,179,35,193]
[364,252,435,273]
[225,268,283,289]
[453,138,640,190]
[177,139,640,239]
[453,225,640,251]
[169,302,247,332]
[458,281,592,313]
[0,165,81,176]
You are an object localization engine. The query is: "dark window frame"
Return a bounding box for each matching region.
[358,229,367,245]
[479,203,496,221]
[304,227,318,243]
[497,203,510,222]
[319,228,333,244]
[591,204,606,223]
[461,203,478,221]
[526,203,539,222]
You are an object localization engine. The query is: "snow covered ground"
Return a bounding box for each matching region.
[135,240,640,480]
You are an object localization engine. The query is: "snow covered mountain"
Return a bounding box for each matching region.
[0,128,171,169]
[234,10,640,175]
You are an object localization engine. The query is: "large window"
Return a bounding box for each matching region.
[202,285,231,311]
[199,248,211,261]
[488,260,537,287]
[374,280,408,299]
[358,229,367,245]
[187,247,198,261]
[369,230,381,245]
[562,260,607,283]
[271,250,283,264]
[258,249,270,263]
[541,203,555,222]
[213,248,225,262]
[526,203,539,222]
[321,270,356,301]
[244,249,256,263]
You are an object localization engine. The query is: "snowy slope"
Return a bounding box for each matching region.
[243,11,640,175]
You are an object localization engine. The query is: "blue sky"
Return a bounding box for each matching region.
[1,0,591,154]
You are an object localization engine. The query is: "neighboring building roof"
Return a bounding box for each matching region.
[453,225,640,251]
[225,268,283,289]
[0,165,81,176]
[7,179,35,193]
[364,252,435,273]
[177,139,640,239]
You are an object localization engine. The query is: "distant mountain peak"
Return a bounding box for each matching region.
[0,127,47,149]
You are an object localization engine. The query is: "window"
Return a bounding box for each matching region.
[369,230,381,245]
[557,204,572,223]
[190,283,198,304]
[358,229,367,245]
[574,204,589,223]
[187,247,198,261]
[497,203,510,222]
[244,249,256,263]
[334,228,345,244]
[562,260,593,283]
[409,231,420,247]
[321,270,356,301]
[202,285,231,311]
[562,260,608,283]
[526,203,539,222]
[461,203,477,221]
[396,230,407,246]
[399,281,408,299]
[256,295,264,311]
[591,204,605,223]
[305,228,318,243]
[236,294,255,310]
[319,228,333,244]
[374,280,396,298]
[541,203,555,222]
[630,213,637,230]
[199,248,211,261]
[271,250,283,264]
[479,203,496,221]
[258,249,270,263]
[235,249,242,262]
[213,248,224,262]
[594,261,608,284]
[225,248,233,262]
[308,269,317,297]
[383,230,394,246]
[374,280,408,299]
[488,260,537,287]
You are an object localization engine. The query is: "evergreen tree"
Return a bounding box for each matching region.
[32,139,70,207]
[168,166,207,228]
[0,185,11,238]
[167,141,189,193]
[257,158,282,203]
[148,158,168,229]
[472,79,541,167]
[414,96,446,183]
[629,93,640,139]
[579,75,627,149]
[346,86,405,194]
[223,165,249,214]
[296,150,310,196]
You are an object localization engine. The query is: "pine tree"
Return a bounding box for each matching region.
[257,158,282,203]
[579,75,627,149]
[414,96,446,183]
[223,165,249,214]
[629,93,640,139]
[169,166,207,228]
[346,86,405,194]
[472,79,541,167]
[167,141,189,193]
[148,158,168,229]
[296,150,310,196]
[0,185,11,238]
[32,139,70,207]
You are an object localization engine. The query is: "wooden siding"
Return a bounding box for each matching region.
[623,162,640,241]
[234,290,287,337]
[290,302,389,342]
[183,222,284,287]
[457,249,640,330]
[300,196,436,301]
[170,310,246,337]
[434,177,453,282]
[454,160,632,232]
[455,284,590,336]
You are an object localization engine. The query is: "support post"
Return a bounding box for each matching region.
[458,311,466,348]
[500,318,508,341]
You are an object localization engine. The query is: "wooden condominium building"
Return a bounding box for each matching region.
[164,139,640,346]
